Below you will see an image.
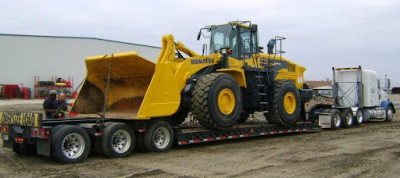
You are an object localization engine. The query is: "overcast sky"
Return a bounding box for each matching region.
[1,0,399,86]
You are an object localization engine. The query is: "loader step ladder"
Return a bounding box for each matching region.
[256,74,268,110]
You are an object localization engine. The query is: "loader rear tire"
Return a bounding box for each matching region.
[191,73,242,130]
[265,80,300,126]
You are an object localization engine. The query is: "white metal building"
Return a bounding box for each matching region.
[0,34,161,98]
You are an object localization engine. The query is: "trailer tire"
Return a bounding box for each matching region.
[340,108,353,128]
[144,121,174,152]
[330,109,341,129]
[51,125,90,164]
[265,80,300,126]
[191,73,242,130]
[101,123,135,158]
[354,108,363,125]
[385,106,394,122]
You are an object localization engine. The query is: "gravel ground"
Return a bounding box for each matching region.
[0,95,399,177]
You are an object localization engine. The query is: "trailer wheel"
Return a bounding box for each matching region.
[330,109,341,129]
[101,123,135,158]
[191,73,242,130]
[385,106,394,122]
[144,121,174,152]
[354,108,363,125]
[51,125,90,164]
[265,80,300,126]
[340,108,353,128]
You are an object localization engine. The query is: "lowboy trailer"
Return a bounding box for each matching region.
[0,112,320,164]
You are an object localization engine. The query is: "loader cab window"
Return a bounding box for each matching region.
[239,28,251,59]
[238,27,257,59]
[210,25,238,58]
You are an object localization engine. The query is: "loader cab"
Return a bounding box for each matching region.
[199,22,259,59]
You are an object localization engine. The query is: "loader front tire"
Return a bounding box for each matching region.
[191,73,242,130]
[265,80,300,126]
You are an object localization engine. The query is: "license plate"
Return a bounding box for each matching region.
[2,134,9,141]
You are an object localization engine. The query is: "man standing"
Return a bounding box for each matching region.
[57,93,68,118]
[43,90,58,118]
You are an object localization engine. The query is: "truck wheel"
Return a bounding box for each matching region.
[191,73,242,130]
[354,108,363,125]
[330,109,341,129]
[144,121,174,152]
[385,106,394,122]
[101,123,135,158]
[51,125,90,164]
[265,80,301,126]
[340,108,353,128]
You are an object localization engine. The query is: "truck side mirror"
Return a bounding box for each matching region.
[388,79,391,88]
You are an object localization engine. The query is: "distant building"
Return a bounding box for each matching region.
[305,80,332,89]
[0,34,161,98]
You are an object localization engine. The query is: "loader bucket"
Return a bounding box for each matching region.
[71,51,155,119]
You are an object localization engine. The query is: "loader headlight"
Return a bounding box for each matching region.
[220,48,232,55]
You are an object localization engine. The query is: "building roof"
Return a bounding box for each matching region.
[0,33,161,49]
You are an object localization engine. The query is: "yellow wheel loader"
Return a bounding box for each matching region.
[71,21,312,130]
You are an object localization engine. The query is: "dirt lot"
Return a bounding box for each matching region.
[0,95,400,178]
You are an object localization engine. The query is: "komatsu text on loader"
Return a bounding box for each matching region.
[0,21,318,164]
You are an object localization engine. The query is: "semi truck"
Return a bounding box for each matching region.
[307,66,395,129]
[0,21,319,164]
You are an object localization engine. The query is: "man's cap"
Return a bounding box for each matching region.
[49,90,57,95]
